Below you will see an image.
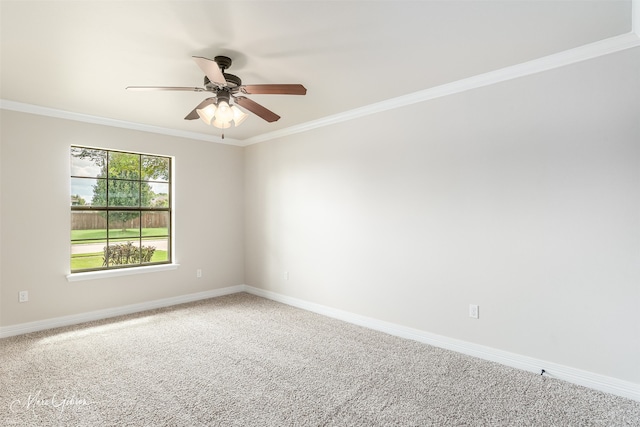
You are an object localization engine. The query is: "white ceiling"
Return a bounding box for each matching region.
[0,1,636,144]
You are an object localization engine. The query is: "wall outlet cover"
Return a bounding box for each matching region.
[469,304,479,319]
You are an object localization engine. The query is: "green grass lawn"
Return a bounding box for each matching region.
[71,250,168,271]
[71,228,168,243]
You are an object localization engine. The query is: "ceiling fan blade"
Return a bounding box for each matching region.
[184,97,216,120]
[192,56,226,86]
[240,84,307,95]
[234,96,280,122]
[126,86,204,91]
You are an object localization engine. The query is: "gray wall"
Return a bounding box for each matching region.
[244,47,640,384]
[0,111,245,325]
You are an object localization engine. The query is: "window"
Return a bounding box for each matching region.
[70,146,172,272]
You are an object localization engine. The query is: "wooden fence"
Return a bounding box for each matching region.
[71,211,168,230]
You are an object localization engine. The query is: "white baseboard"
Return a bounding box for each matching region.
[2,284,638,402]
[242,285,640,402]
[0,285,245,339]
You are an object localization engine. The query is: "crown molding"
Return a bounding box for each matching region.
[0,100,242,146]
[2,30,639,147]
[242,31,640,146]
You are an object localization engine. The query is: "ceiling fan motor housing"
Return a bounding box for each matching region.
[204,72,241,89]
[214,55,233,71]
[216,90,231,104]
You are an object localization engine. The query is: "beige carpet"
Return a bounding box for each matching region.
[1,293,639,426]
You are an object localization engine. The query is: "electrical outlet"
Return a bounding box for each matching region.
[196,269,202,278]
[469,304,479,319]
[284,271,289,280]
[19,291,29,303]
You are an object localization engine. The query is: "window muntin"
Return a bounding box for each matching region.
[70,146,171,272]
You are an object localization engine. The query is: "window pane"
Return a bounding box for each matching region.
[70,147,106,178]
[142,156,169,182]
[143,237,169,264]
[108,152,140,180]
[108,211,141,238]
[141,211,169,236]
[71,211,107,241]
[108,179,140,207]
[144,183,169,207]
[71,178,106,207]
[71,239,107,270]
[105,239,141,267]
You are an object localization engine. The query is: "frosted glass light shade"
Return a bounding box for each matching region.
[212,118,232,129]
[196,104,216,124]
[231,106,248,126]
[215,101,234,123]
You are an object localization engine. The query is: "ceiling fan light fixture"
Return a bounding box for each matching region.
[231,105,248,126]
[196,103,217,124]
[215,100,234,123]
[212,117,232,129]
[200,98,246,129]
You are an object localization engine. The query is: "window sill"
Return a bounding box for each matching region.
[66,264,180,282]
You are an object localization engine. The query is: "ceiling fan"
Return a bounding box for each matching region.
[126,55,307,136]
